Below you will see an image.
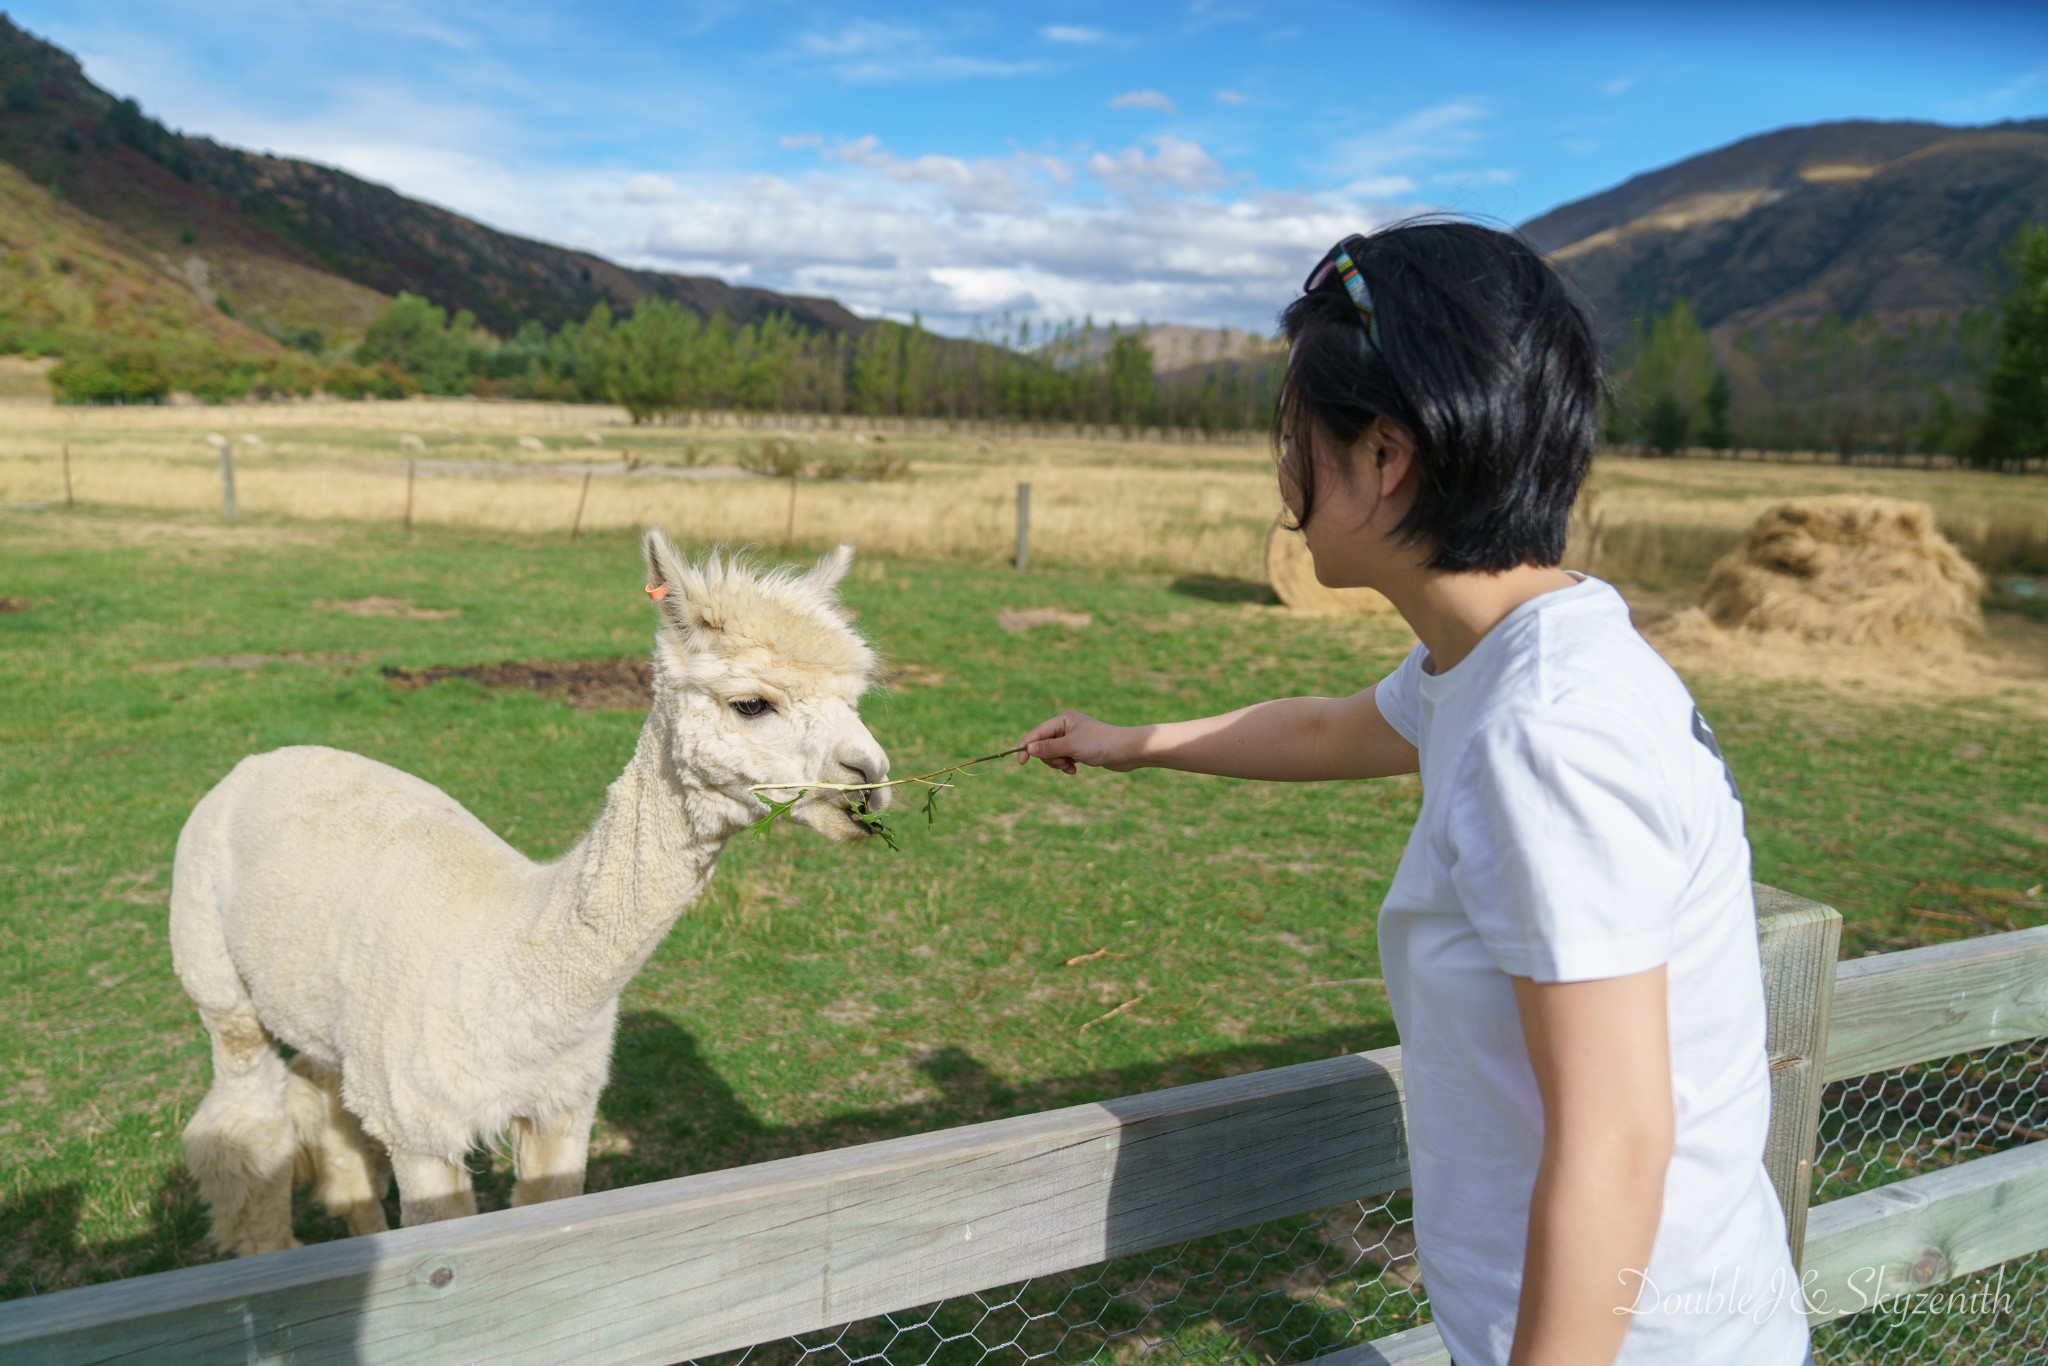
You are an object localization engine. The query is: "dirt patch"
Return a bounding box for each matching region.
[880,663,947,688]
[315,596,460,621]
[154,653,367,671]
[0,597,29,613]
[998,607,1094,632]
[383,657,652,712]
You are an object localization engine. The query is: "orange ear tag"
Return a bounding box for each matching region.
[645,583,670,600]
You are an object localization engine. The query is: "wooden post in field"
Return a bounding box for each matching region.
[403,458,416,534]
[571,469,593,542]
[61,444,73,507]
[1753,884,1842,1267]
[1014,482,1031,570]
[208,434,236,521]
[783,471,799,550]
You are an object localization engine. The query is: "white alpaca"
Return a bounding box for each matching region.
[239,435,267,452]
[398,434,426,455]
[170,533,890,1255]
[517,436,545,453]
[584,431,605,447]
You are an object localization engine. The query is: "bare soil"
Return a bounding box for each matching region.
[383,657,652,711]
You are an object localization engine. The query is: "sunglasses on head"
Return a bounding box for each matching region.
[1303,236,1382,350]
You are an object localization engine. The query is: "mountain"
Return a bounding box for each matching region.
[1520,118,2048,349]
[0,156,282,359]
[0,15,865,348]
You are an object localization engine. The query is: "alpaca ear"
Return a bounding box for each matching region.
[809,543,855,594]
[641,528,718,639]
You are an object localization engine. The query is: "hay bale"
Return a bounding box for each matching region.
[1699,496,1983,646]
[1264,515,1395,615]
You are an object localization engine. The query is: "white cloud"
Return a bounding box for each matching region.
[795,20,1044,83]
[779,133,823,150]
[617,173,683,204]
[582,134,1403,331]
[1216,89,1248,106]
[1087,135,1226,192]
[1331,102,1488,183]
[1041,25,1109,44]
[1599,75,1636,97]
[1110,89,1179,116]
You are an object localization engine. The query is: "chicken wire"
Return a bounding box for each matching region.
[685,1189,1429,1366]
[1810,1036,2048,1366]
[682,1038,2048,1366]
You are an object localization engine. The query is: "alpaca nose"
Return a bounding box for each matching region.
[837,745,891,808]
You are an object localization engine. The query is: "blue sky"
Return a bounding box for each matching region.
[14,1,2048,333]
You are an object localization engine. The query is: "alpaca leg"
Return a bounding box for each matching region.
[390,1150,478,1227]
[287,1058,391,1237]
[510,1108,596,1207]
[181,1008,300,1257]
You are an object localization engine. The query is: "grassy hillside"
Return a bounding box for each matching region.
[0,16,863,342]
[1522,118,2048,349]
[0,159,279,362]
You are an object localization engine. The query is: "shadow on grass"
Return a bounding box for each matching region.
[1168,576,1278,606]
[3,1012,1412,1363]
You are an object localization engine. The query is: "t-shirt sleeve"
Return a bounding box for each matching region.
[1444,702,1684,983]
[1370,644,1428,747]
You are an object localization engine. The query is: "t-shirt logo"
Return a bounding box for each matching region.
[1692,708,1739,801]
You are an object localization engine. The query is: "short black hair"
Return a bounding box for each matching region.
[1274,218,1601,572]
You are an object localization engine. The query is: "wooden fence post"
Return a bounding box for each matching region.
[571,468,593,542]
[1753,883,1842,1267]
[1015,482,1031,570]
[403,458,416,534]
[208,435,236,521]
[62,443,73,507]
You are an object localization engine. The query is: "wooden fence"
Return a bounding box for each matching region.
[4,885,2045,1365]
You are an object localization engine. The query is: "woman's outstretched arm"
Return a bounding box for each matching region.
[1018,686,1419,781]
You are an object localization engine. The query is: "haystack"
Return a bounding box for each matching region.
[1698,496,1983,646]
[1264,515,1395,614]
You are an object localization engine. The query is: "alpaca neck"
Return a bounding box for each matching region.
[529,701,734,1023]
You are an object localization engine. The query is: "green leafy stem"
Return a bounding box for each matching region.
[747,746,1027,850]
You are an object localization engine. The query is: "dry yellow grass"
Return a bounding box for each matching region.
[4,400,2045,593]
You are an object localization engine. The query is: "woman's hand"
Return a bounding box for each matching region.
[1018,711,1147,774]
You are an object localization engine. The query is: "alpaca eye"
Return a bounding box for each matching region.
[731,698,772,717]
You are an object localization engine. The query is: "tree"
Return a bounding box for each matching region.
[1698,369,1733,451]
[1977,222,2048,468]
[1622,298,1717,451]
[1644,392,1689,455]
[1106,329,1156,436]
[599,298,700,423]
[355,293,478,394]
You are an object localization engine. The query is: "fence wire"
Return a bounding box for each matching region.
[686,1037,2047,1366]
[1810,1036,2048,1366]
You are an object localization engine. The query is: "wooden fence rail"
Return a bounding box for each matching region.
[3,887,2045,1365]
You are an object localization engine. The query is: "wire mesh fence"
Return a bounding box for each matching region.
[1810,1035,2048,1366]
[688,1190,1428,1366]
[682,1034,2048,1366]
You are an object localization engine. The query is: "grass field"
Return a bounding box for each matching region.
[2,407,2045,1330]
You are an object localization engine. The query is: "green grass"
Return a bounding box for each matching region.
[2,505,2044,1321]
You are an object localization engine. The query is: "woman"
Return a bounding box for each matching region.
[1018,221,1811,1366]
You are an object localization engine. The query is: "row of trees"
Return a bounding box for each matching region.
[339,292,1286,433]
[1611,224,2045,467]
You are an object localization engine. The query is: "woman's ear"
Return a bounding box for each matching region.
[1368,417,1418,503]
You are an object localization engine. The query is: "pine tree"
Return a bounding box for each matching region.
[1978,222,2048,468]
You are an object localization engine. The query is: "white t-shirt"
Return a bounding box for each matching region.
[1370,574,1809,1366]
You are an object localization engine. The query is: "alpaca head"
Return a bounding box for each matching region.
[640,529,891,842]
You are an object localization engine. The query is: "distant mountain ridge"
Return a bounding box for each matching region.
[1520,117,2048,348]
[0,14,864,346]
